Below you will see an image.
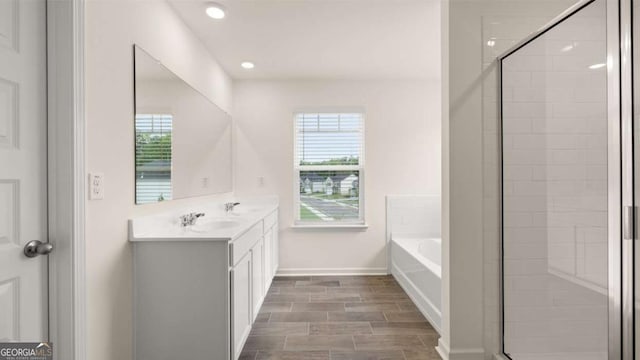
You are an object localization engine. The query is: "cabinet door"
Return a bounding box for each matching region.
[251,239,264,320]
[263,228,273,291]
[231,253,252,360]
[272,224,279,277]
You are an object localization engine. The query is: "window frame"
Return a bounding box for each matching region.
[293,111,366,227]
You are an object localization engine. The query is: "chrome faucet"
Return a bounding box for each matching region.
[179,212,205,227]
[225,202,241,213]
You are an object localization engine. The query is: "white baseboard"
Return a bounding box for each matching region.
[436,338,485,360]
[276,267,389,276]
[493,354,510,360]
[436,338,450,360]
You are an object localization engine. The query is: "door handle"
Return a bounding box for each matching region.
[623,206,636,240]
[23,240,54,258]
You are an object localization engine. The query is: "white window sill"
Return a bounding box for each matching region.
[291,223,369,230]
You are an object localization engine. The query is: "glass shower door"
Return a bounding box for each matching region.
[633,0,640,357]
[500,0,610,359]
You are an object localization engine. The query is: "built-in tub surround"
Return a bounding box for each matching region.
[129,196,279,360]
[392,236,442,333]
[386,195,442,334]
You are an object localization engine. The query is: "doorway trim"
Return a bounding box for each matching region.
[46,0,86,359]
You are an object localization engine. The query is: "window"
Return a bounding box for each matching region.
[135,114,173,204]
[294,112,364,225]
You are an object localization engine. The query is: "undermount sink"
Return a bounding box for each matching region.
[188,218,241,233]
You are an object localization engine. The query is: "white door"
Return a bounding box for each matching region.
[0,0,49,342]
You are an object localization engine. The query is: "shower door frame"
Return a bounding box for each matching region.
[497,0,632,358]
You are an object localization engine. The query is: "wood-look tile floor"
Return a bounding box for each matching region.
[239,275,441,360]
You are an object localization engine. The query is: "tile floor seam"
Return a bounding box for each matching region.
[418,333,427,347]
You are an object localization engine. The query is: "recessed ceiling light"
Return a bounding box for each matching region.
[589,63,606,70]
[486,39,496,47]
[205,3,226,19]
[241,62,255,70]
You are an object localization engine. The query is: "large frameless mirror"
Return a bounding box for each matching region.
[133,45,232,204]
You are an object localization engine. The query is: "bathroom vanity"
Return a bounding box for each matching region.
[129,199,279,360]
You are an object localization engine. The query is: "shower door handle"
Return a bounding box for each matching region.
[623,206,635,240]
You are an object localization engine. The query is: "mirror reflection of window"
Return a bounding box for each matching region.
[135,114,173,204]
[133,45,233,204]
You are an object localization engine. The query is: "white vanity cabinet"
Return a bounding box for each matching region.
[231,251,252,359]
[264,228,273,290]
[250,236,264,321]
[131,206,279,360]
[273,224,279,276]
[263,213,279,290]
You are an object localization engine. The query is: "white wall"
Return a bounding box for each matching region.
[443,0,579,359]
[85,1,233,360]
[233,79,441,274]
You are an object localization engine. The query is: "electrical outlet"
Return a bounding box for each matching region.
[202,177,210,188]
[258,176,265,186]
[89,173,104,200]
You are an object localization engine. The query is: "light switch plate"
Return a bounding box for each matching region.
[89,172,104,200]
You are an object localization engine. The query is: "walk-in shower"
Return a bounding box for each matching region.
[499,0,637,358]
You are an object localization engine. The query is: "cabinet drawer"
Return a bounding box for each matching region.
[230,222,263,266]
[264,210,277,231]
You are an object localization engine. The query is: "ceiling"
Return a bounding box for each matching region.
[168,0,441,80]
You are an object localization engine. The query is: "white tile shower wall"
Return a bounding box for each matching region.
[442,0,577,359]
[446,1,578,356]
[386,195,441,239]
[500,0,607,357]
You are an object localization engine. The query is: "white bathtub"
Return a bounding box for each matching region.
[391,236,442,334]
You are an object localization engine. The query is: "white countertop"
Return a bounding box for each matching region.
[128,197,278,242]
